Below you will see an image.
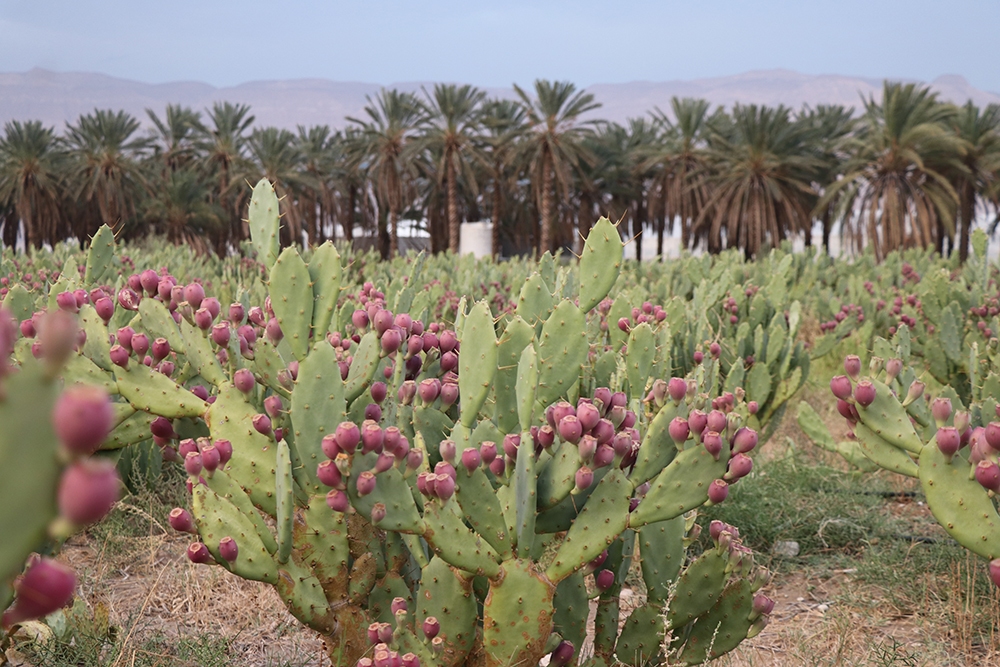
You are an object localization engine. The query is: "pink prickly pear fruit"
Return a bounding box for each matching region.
[747,400,759,415]
[317,460,343,488]
[183,283,205,309]
[370,381,388,404]
[610,391,628,409]
[434,474,456,500]
[617,317,631,333]
[418,378,441,404]
[461,448,481,474]
[932,397,952,425]
[725,453,753,481]
[576,401,601,432]
[211,323,231,347]
[55,290,79,313]
[380,328,401,355]
[574,466,594,492]
[752,593,775,617]
[439,350,458,374]
[218,536,239,562]
[595,569,615,592]
[936,427,961,459]
[367,622,381,645]
[593,387,612,413]
[192,308,212,331]
[885,358,903,382]
[439,383,458,407]
[169,508,197,533]
[321,434,340,459]
[558,415,583,444]
[502,433,520,460]
[608,405,627,429]
[233,368,255,394]
[590,419,614,446]
[336,421,361,452]
[688,410,708,437]
[836,399,859,423]
[702,431,723,460]
[668,377,687,403]
[1,556,76,629]
[975,460,1000,492]
[178,439,198,459]
[830,375,853,401]
[57,459,120,527]
[480,441,498,464]
[116,325,135,351]
[588,550,609,572]
[214,439,232,466]
[377,621,394,644]
[202,297,221,320]
[94,296,115,324]
[52,386,113,456]
[706,410,727,434]
[844,355,861,379]
[252,413,272,437]
[903,380,925,406]
[668,417,690,445]
[263,395,283,419]
[184,451,203,477]
[356,471,377,496]
[352,309,370,330]
[19,317,36,339]
[150,416,175,440]
[373,309,394,336]
[228,302,245,325]
[362,421,384,454]
[373,452,394,474]
[422,616,440,640]
[200,445,221,473]
[326,489,350,513]
[535,424,556,449]
[593,443,615,468]
[612,432,632,458]
[693,350,704,364]
[986,422,1000,451]
[370,503,387,524]
[488,457,506,477]
[989,559,1000,589]
[622,410,637,429]
[550,640,575,667]
[187,542,212,564]
[732,427,759,455]
[707,479,729,504]
[547,401,576,429]
[853,380,876,407]
[401,653,420,667]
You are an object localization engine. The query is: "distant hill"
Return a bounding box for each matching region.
[2,68,998,132]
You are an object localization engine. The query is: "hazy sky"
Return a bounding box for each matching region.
[1,1,997,91]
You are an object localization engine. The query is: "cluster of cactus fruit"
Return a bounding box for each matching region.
[797,325,1000,590]
[4,180,874,665]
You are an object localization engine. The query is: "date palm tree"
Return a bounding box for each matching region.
[420,84,487,253]
[696,104,820,258]
[199,101,255,245]
[479,98,527,258]
[249,126,310,247]
[950,101,1000,261]
[65,109,150,238]
[515,80,600,255]
[348,89,426,258]
[819,82,966,260]
[146,104,205,173]
[795,104,856,251]
[0,120,66,249]
[142,167,223,253]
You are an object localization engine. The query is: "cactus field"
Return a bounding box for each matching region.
[2,180,1000,666]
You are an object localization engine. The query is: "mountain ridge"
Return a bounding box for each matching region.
[2,67,998,131]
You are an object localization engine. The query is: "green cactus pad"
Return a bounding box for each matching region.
[78,305,113,372]
[137,298,184,357]
[516,273,554,330]
[578,217,622,313]
[675,578,754,665]
[514,431,538,559]
[482,558,555,667]
[248,179,281,270]
[422,500,501,578]
[852,422,919,477]
[251,339,290,397]
[856,378,924,455]
[83,224,116,284]
[666,546,730,630]
[455,466,513,560]
[308,242,342,337]
[638,515,686,603]
[535,300,587,409]
[269,247,314,362]
[919,443,1000,559]
[348,552,378,604]
[191,483,279,584]
[290,342,347,494]
[275,440,294,564]
[100,409,155,450]
[551,570,588,654]
[295,494,349,599]
[63,354,117,395]
[348,454,424,534]
[179,318,227,388]
[368,571,412,623]
[631,401,685,486]
[345,331,381,403]
[494,316,534,434]
[415,556,478,667]
[536,441,584,510]
[629,439,728,528]
[616,602,665,667]
[546,468,631,583]
[274,557,339,633]
[459,301,498,427]
[113,360,209,419]
[796,402,878,472]
[626,323,655,400]
[205,469,278,554]
[516,344,538,433]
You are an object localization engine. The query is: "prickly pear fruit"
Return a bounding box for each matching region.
[219,536,239,562]
[1,556,76,628]
[57,459,120,526]
[52,386,113,456]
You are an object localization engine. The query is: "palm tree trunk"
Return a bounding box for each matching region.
[539,155,554,257]
[656,213,665,260]
[389,205,399,259]
[634,200,643,263]
[346,185,356,242]
[577,193,593,256]
[959,181,974,263]
[447,160,460,254]
[821,209,832,255]
[20,190,38,250]
[492,177,502,260]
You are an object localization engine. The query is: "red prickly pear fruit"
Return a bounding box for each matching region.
[931,397,952,425]
[233,368,255,394]
[709,342,721,358]
[617,317,631,333]
[725,453,753,481]
[753,593,775,616]
[356,471,377,496]
[193,308,213,331]
[228,302,245,325]
[169,508,197,533]
[370,503,387,525]
[903,380,925,406]
[707,410,727,434]
[94,297,114,323]
[844,355,861,379]
[986,422,1000,451]
[612,431,632,458]
[1,557,76,629]
[352,309,369,330]
[373,309,394,336]
[370,381,388,404]
[595,569,614,591]
[150,416,175,440]
[593,387,612,412]
[885,358,903,382]
[461,448,481,474]
[608,405,627,429]
[733,427,758,455]
[247,306,265,326]
[326,489,350,513]
[376,621,394,644]
[214,439,232,466]
[200,444,221,473]
[989,559,1000,589]
[183,283,205,309]
[418,378,441,404]
[19,318,36,339]
[702,431,723,460]
[401,653,420,667]
[374,452,394,474]
[593,443,615,468]
[317,460,343,488]
[588,550,609,571]
[688,410,708,436]
[576,401,601,431]
[211,323,231,347]
[502,433,520,459]
[336,421,361,452]
[610,391,627,409]
[178,439,198,458]
[263,395,283,419]
[380,329,401,355]
[668,377,687,403]
[550,640,575,667]
[693,350,704,364]
[830,375,853,401]
[130,332,150,357]
[397,379,416,404]
[55,291,78,313]
[707,479,729,504]
[184,451,203,477]
[116,326,135,351]
[58,459,120,526]
[547,401,576,429]
[190,385,209,401]
[591,419,615,446]
[202,297,221,320]
[367,622,380,645]
[936,427,961,458]
[488,457,506,476]
[853,380,876,407]
[52,386,113,456]
[434,474,455,500]
[322,434,340,459]
[479,441,498,464]
[187,542,212,564]
[975,460,1000,492]
[422,616,440,640]
[836,399,859,423]
[362,421,384,454]
[574,466,594,492]
[439,350,458,373]
[955,411,971,434]
[262,317,282,344]
[252,414,272,436]
[435,462,457,482]
[669,417,690,445]
[558,415,583,444]
[535,424,555,449]
[218,536,238,562]
[747,400,759,415]
[439,383,458,407]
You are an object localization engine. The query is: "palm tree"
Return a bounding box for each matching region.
[949,101,1000,262]
[142,167,223,252]
[795,104,856,251]
[819,82,966,260]
[298,125,339,243]
[249,126,310,247]
[198,102,255,245]
[479,98,527,258]
[695,104,820,258]
[347,89,426,258]
[419,84,487,253]
[0,120,66,249]
[65,109,150,237]
[644,98,714,253]
[146,104,205,173]
[514,80,600,255]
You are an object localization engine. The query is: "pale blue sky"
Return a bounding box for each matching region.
[1,1,996,91]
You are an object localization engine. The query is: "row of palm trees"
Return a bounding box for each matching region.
[1,80,998,262]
